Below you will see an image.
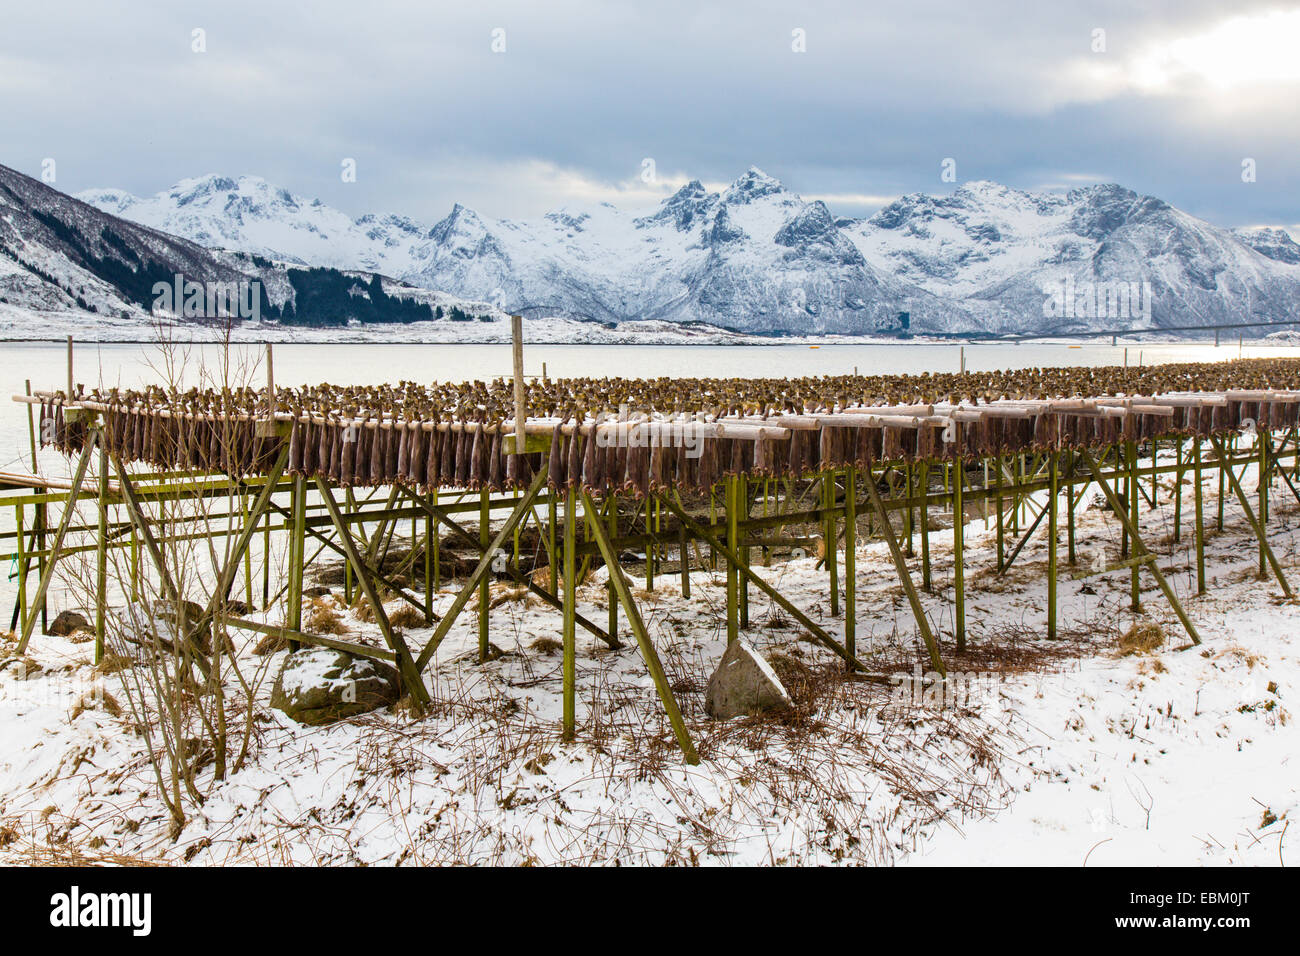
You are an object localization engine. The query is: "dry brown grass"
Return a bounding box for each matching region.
[70,689,123,720]
[1118,622,1165,657]
[307,604,349,635]
[351,597,376,622]
[94,652,134,675]
[252,633,289,656]
[529,636,563,655]
[387,605,426,630]
[488,584,529,609]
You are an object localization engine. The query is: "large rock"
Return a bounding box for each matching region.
[271,647,400,726]
[704,639,793,719]
[48,610,89,636]
[116,599,210,654]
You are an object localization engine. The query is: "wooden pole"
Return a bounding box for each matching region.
[844,465,857,670]
[825,471,839,617]
[314,480,429,711]
[1194,441,1206,595]
[1172,441,1183,542]
[1047,450,1058,641]
[953,454,965,651]
[904,462,915,556]
[1128,440,1140,612]
[1065,449,1077,565]
[663,497,872,672]
[581,490,699,765]
[24,379,48,630]
[1079,448,1202,645]
[288,475,306,647]
[995,454,1005,571]
[17,432,97,653]
[860,471,945,676]
[920,461,932,590]
[562,485,577,741]
[726,477,739,643]
[1259,433,1269,578]
[95,443,108,663]
[1210,436,1292,599]
[423,512,433,624]
[478,489,491,662]
[15,504,26,636]
[415,469,548,671]
[511,315,526,454]
[737,481,748,625]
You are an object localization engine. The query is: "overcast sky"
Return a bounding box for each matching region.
[3,1,1298,230]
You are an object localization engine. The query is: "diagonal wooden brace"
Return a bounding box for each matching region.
[1079,448,1202,645]
[315,478,430,711]
[414,468,549,671]
[660,495,875,673]
[582,489,699,765]
[861,471,947,677]
[1209,435,1293,599]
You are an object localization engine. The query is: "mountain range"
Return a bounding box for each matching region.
[5,159,1300,339]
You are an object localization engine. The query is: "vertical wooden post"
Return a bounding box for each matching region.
[431,488,440,591]
[1128,440,1140,612]
[66,335,74,398]
[607,497,618,640]
[1047,450,1058,641]
[15,503,26,636]
[1217,437,1226,531]
[645,497,656,592]
[423,513,434,624]
[548,491,558,592]
[995,454,1005,572]
[726,476,739,643]
[737,480,749,626]
[844,465,857,670]
[1259,433,1269,578]
[904,462,915,556]
[1150,438,1159,508]
[1194,441,1206,595]
[953,454,965,651]
[511,314,526,455]
[1065,449,1077,565]
[288,475,306,648]
[24,379,49,631]
[241,492,254,611]
[825,471,839,617]
[1172,442,1183,542]
[344,488,356,604]
[581,490,698,765]
[95,443,108,663]
[678,519,690,597]
[130,525,140,602]
[562,485,577,741]
[262,500,271,609]
[479,489,491,662]
[17,433,97,653]
[920,461,932,591]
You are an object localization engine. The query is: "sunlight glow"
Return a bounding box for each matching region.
[1131,10,1300,92]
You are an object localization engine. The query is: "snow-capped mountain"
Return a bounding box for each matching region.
[67,167,1300,337]
[0,162,503,338]
[849,181,1300,334]
[77,167,968,334]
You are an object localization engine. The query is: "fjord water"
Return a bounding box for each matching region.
[1,339,1291,478]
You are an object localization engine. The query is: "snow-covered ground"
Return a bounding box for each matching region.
[0,442,1295,865]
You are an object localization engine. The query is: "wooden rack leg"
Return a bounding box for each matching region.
[582,490,698,765]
